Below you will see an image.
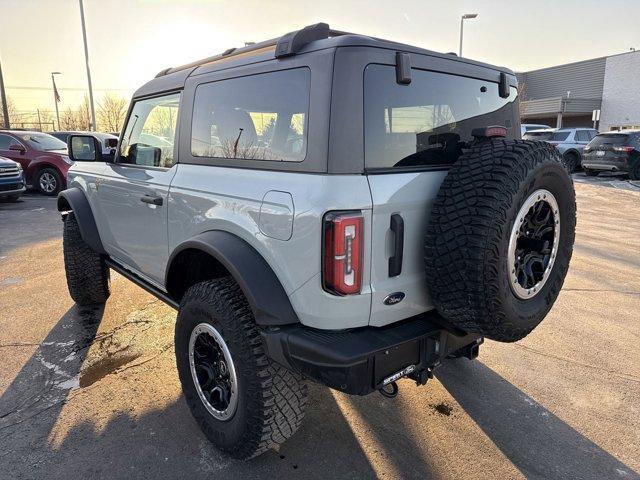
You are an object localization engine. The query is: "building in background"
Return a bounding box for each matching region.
[518,50,640,132]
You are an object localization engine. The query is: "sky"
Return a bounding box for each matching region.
[1,0,639,117]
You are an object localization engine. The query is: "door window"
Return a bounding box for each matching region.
[119,93,181,168]
[191,68,310,162]
[575,130,590,142]
[0,134,17,150]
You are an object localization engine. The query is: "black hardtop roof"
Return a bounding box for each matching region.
[134,22,515,98]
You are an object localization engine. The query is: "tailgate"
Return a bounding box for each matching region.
[366,171,447,327]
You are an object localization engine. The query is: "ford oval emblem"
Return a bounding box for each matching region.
[383,292,405,306]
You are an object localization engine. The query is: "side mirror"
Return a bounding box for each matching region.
[67,134,103,162]
[9,144,25,154]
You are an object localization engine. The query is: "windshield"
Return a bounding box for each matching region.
[523,131,554,141]
[550,131,571,142]
[18,133,67,151]
[588,134,629,147]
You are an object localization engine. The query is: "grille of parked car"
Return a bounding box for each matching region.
[0,166,20,177]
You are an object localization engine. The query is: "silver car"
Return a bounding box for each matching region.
[523,127,598,171]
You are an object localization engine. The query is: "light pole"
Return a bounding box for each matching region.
[459,13,478,57]
[0,55,10,129]
[51,72,61,131]
[78,0,97,131]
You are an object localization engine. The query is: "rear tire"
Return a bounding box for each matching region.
[425,139,576,342]
[563,151,579,173]
[584,169,600,177]
[175,277,307,459]
[63,212,110,305]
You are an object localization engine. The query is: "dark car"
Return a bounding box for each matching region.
[0,130,72,195]
[0,156,26,202]
[582,130,640,179]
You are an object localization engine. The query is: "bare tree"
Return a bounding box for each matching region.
[77,95,92,130]
[97,93,128,133]
[0,96,17,127]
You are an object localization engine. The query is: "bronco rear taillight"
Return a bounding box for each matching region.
[323,211,363,295]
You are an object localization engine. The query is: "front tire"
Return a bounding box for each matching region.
[36,168,62,195]
[63,212,110,305]
[175,278,307,459]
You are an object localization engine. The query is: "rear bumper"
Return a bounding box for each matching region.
[261,314,482,395]
[582,157,629,172]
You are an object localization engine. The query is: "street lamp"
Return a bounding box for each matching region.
[51,72,61,131]
[459,13,478,57]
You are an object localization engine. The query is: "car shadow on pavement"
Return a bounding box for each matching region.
[436,359,639,480]
[0,305,103,448]
[2,384,381,479]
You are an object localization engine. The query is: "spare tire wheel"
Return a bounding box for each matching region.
[424,139,576,342]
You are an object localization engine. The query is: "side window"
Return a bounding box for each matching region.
[191,68,310,162]
[364,65,518,169]
[0,134,16,150]
[575,130,590,142]
[119,93,180,168]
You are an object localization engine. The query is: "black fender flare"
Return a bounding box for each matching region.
[57,187,106,254]
[166,231,299,326]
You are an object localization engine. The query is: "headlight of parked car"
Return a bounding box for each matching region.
[61,155,74,166]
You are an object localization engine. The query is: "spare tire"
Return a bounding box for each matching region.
[424,139,576,342]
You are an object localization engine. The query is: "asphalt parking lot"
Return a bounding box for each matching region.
[0,176,639,480]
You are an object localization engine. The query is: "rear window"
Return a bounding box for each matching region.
[551,131,571,141]
[364,65,518,170]
[523,131,554,141]
[191,68,310,162]
[589,134,629,147]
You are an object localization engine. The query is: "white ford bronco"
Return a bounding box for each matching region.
[59,23,576,459]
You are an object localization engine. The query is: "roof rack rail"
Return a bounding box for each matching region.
[155,22,352,77]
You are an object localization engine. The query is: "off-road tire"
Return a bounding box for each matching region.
[425,139,576,342]
[584,168,599,177]
[63,212,110,305]
[175,277,308,459]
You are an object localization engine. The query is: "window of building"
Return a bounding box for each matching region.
[191,68,310,162]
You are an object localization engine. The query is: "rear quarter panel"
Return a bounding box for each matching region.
[168,165,374,329]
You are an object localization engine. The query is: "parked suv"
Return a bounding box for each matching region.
[582,130,640,179]
[523,127,598,172]
[58,23,576,459]
[0,130,71,195]
[0,156,25,202]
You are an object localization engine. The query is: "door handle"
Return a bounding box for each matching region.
[140,194,163,206]
[389,213,404,277]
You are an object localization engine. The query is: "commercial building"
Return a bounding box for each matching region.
[518,50,640,131]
